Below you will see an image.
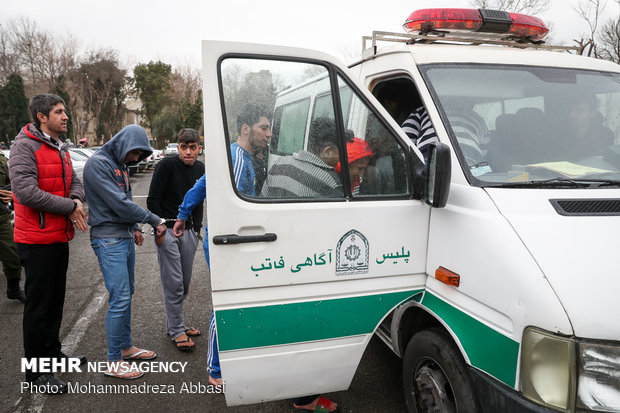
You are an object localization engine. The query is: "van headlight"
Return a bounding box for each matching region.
[577,341,620,412]
[521,328,620,412]
[521,328,576,411]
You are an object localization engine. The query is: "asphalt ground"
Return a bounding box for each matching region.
[0,157,406,413]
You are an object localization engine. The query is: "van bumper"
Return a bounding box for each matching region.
[469,367,558,413]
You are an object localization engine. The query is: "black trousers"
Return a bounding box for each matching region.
[17,242,69,381]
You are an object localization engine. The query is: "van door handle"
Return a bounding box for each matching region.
[212,233,277,245]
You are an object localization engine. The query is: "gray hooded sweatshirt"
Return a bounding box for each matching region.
[84,124,160,238]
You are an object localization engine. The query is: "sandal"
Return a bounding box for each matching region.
[294,396,338,413]
[185,327,201,337]
[172,334,194,351]
[122,348,157,360]
[104,361,144,380]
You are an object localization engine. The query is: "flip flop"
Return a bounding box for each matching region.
[172,336,194,352]
[104,362,144,380]
[294,396,338,413]
[314,397,338,413]
[122,348,157,360]
[185,327,201,337]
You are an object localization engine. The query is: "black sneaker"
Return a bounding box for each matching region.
[29,374,68,394]
[57,352,87,366]
[7,288,26,304]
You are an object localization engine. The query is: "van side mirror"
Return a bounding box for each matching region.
[426,143,451,208]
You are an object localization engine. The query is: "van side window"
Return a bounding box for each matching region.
[339,76,410,196]
[272,98,310,155]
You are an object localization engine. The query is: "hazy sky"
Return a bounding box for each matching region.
[2,0,619,69]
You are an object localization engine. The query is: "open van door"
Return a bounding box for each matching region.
[202,40,432,406]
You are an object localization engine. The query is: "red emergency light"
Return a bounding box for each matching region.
[403,8,549,42]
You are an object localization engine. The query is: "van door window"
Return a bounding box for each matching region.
[220,57,346,200]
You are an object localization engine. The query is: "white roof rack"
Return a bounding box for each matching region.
[361,31,579,60]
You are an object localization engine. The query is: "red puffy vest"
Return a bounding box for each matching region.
[13,128,75,244]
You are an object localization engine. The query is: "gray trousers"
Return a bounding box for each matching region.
[155,228,199,339]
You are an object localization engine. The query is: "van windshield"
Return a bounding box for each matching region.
[422,64,620,187]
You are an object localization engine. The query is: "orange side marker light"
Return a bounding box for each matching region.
[435,266,460,287]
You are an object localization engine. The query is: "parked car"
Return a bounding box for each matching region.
[67,149,88,182]
[69,148,95,159]
[163,143,178,156]
[152,149,164,166]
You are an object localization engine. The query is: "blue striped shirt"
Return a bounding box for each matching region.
[230,142,255,196]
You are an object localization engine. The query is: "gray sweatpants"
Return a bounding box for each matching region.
[155,228,199,339]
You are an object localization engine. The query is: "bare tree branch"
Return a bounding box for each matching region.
[470,0,551,14]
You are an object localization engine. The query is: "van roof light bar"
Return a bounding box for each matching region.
[403,8,549,42]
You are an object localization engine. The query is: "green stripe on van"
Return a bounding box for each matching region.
[422,292,519,387]
[216,290,423,351]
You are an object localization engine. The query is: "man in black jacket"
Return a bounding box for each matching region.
[147,129,204,351]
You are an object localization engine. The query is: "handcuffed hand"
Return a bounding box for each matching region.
[173,219,185,237]
[134,230,144,246]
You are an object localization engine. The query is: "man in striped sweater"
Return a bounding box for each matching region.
[262,117,348,198]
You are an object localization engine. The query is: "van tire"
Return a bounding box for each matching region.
[402,328,479,413]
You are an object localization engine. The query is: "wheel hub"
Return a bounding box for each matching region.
[414,363,456,413]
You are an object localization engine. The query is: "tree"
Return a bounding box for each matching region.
[51,75,75,143]
[0,73,30,144]
[573,0,608,57]
[176,93,203,132]
[0,17,77,97]
[470,0,551,14]
[0,24,21,86]
[133,61,172,128]
[599,14,620,62]
[68,49,127,143]
[151,106,177,147]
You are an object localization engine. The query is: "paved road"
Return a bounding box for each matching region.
[0,160,407,413]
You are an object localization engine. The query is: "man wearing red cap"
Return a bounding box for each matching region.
[335,137,374,195]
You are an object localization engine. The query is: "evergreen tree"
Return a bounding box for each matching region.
[0,74,29,145]
[133,61,172,128]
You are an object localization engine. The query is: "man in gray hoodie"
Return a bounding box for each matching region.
[84,124,166,379]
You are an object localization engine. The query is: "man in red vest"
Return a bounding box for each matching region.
[9,94,88,394]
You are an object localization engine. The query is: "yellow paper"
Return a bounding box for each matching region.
[527,161,611,178]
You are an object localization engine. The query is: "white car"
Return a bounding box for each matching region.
[163,143,178,156]
[67,149,89,182]
[151,149,164,166]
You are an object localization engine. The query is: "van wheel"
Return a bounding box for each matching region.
[402,328,479,413]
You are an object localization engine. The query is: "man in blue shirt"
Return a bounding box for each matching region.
[173,103,272,386]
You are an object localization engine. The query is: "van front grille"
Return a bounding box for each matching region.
[550,199,620,216]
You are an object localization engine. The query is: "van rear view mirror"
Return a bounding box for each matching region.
[426,143,451,208]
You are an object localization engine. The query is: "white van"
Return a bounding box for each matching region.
[202,8,620,413]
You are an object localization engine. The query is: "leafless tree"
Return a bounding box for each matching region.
[470,0,551,15]
[0,24,21,86]
[0,17,77,96]
[572,0,607,57]
[598,14,620,62]
[4,17,49,95]
[170,64,201,103]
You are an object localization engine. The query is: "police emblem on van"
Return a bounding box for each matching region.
[336,230,369,275]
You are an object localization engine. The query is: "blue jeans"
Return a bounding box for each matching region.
[202,226,220,379]
[91,237,135,361]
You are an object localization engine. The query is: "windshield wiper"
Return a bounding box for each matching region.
[486,177,620,188]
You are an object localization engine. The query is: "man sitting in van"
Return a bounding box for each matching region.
[262,117,348,198]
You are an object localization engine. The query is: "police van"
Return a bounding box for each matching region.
[202,8,620,413]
